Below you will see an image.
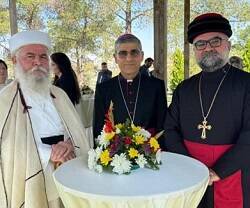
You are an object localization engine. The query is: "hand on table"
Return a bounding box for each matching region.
[208,169,220,186]
[50,139,76,164]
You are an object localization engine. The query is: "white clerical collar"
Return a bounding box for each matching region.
[119,74,140,83]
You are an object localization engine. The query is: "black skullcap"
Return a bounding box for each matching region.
[188,13,232,44]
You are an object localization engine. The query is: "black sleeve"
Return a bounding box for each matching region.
[213,81,250,179]
[56,76,75,104]
[162,85,189,155]
[93,84,106,141]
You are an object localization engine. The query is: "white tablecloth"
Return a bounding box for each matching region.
[75,94,94,128]
[53,152,209,208]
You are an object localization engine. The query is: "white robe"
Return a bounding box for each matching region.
[22,87,68,202]
[0,80,90,208]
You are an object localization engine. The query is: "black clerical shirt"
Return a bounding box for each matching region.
[93,73,167,141]
[164,64,250,208]
[119,74,140,120]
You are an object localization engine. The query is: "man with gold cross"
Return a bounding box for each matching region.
[163,13,250,208]
[93,34,167,146]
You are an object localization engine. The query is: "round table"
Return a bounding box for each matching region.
[53,152,209,208]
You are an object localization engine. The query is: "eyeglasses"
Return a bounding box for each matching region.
[116,49,141,58]
[194,37,228,51]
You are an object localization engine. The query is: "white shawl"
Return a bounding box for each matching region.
[0,81,90,208]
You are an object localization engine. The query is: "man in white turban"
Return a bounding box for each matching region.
[0,31,90,208]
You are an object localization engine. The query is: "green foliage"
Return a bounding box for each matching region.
[45,0,123,85]
[0,9,10,35]
[243,39,250,72]
[170,48,184,91]
[2,0,250,87]
[167,0,250,50]
[17,0,49,29]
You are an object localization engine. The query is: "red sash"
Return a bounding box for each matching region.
[184,140,243,208]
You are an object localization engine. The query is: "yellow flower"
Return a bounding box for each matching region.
[115,123,123,129]
[135,135,144,145]
[149,137,160,152]
[131,124,141,132]
[128,148,139,158]
[105,131,115,141]
[100,150,112,166]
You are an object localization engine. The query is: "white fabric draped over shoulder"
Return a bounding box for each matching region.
[0,80,90,208]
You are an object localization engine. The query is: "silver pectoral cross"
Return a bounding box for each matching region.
[197,119,212,139]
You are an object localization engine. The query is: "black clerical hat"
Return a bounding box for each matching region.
[187,13,232,44]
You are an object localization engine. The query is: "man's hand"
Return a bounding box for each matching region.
[208,169,220,186]
[50,139,75,164]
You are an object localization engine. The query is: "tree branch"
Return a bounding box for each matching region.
[0,43,9,52]
[115,12,126,21]
[131,7,152,22]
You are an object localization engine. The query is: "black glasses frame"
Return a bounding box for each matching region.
[116,49,142,58]
[194,37,228,51]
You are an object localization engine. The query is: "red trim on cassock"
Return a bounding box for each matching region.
[184,140,243,208]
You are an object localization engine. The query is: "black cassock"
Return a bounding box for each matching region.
[93,73,167,144]
[163,64,250,208]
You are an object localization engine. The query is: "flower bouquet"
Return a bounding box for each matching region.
[88,102,163,175]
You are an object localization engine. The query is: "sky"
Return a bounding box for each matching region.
[133,23,154,61]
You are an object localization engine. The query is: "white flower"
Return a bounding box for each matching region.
[95,147,102,160]
[135,154,147,168]
[135,129,151,139]
[115,128,121,134]
[110,153,132,175]
[88,149,97,170]
[156,149,161,164]
[88,147,104,172]
[96,131,110,148]
[95,164,103,173]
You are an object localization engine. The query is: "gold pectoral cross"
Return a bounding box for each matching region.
[197,119,212,139]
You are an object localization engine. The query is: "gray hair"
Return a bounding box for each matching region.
[114,34,142,52]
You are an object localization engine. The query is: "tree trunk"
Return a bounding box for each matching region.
[125,0,132,33]
[9,0,18,35]
[184,0,190,79]
[154,0,168,87]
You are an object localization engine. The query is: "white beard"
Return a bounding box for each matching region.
[197,50,229,72]
[15,63,51,98]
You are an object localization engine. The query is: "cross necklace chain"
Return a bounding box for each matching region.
[198,67,230,139]
[118,74,141,124]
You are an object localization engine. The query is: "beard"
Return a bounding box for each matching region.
[197,50,229,72]
[15,63,51,98]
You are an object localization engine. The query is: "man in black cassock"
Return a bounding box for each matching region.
[163,13,250,208]
[93,34,167,145]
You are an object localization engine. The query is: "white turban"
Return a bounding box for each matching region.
[9,30,51,56]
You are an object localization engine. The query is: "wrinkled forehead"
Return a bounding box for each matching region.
[17,44,49,55]
[116,42,141,51]
[193,32,229,42]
